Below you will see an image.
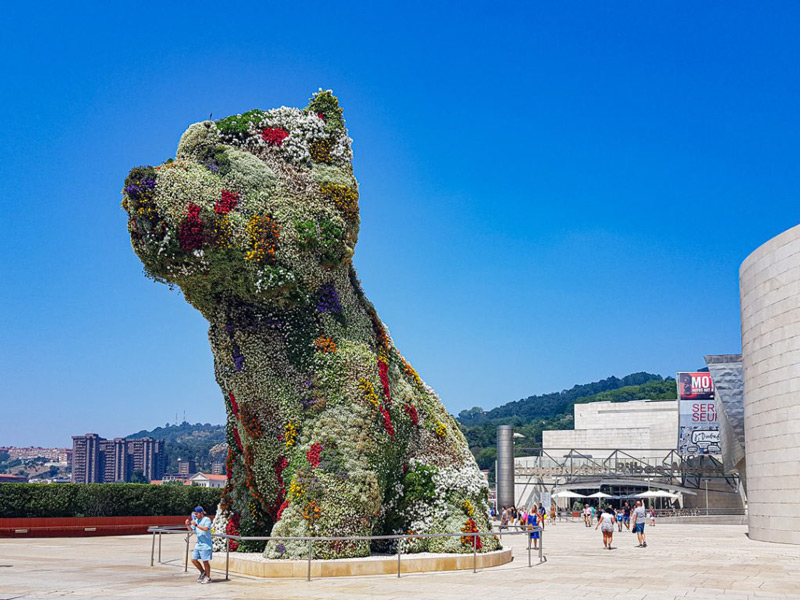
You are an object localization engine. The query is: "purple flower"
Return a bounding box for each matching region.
[316,283,341,313]
[125,177,156,200]
[232,343,244,372]
[276,543,286,555]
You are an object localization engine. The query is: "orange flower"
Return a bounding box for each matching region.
[314,336,337,353]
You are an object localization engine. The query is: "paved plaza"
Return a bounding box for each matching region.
[2,521,800,600]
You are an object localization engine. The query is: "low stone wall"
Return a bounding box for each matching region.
[0,516,189,537]
[654,515,747,525]
[211,547,514,578]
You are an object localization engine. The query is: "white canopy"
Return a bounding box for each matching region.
[587,491,612,498]
[552,490,587,499]
[636,490,679,499]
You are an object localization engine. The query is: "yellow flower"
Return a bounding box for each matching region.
[284,422,298,449]
[320,183,359,221]
[358,379,380,408]
[244,214,280,263]
[288,479,305,500]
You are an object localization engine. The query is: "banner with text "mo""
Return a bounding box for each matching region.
[677,372,721,456]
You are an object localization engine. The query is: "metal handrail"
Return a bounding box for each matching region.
[148,525,545,581]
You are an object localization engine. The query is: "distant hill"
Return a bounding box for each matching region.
[127,422,225,474]
[457,373,676,479]
[458,372,668,425]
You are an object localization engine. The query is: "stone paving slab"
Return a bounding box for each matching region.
[1,523,800,599]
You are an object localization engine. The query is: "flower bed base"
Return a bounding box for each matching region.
[211,547,512,578]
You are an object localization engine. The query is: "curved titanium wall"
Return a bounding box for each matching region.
[740,224,800,544]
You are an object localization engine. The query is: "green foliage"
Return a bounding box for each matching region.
[294,218,346,266]
[306,89,345,132]
[459,374,677,475]
[215,110,265,139]
[126,422,226,473]
[0,484,223,518]
[458,372,670,425]
[402,464,437,504]
[130,469,149,484]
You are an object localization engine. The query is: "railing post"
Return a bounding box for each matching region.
[307,539,312,582]
[539,525,544,563]
[158,530,162,563]
[397,537,401,578]
[225,536,230,581]
[150,530,156,567]
[527,531,531,567]
[472,533,477,573]
[184,533,190,573]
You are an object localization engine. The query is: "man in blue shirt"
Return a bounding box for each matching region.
[185,506,213,583]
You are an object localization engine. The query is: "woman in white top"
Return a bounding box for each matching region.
[595,506,616,550]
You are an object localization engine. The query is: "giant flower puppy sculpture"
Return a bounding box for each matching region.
[122,91,497,559]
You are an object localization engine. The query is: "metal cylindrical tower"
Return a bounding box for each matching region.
[496,425,515,509]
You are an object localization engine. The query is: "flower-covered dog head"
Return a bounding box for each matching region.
[122,90,358,316]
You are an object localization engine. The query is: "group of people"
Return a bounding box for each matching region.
[591,500,650,550]
[497,502,556,549]
[187,496,657,582]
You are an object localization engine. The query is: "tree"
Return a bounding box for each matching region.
[130,469,149,484]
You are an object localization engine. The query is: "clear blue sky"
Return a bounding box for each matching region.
[2,2,799,446]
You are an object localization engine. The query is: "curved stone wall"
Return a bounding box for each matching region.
[740,224,800,544]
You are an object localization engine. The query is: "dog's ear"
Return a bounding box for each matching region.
[305,89,347,134]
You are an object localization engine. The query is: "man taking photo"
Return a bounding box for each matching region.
[185,506,213,583]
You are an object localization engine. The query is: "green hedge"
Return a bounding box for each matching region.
[0,484,223,518]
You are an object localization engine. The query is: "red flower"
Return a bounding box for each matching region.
[228,392,239,416]
[225,513,241,551]
[275,456,289,476]
[404,404,419,426]
[306,442,322,467]
[379,406,395,438]
[262,127,289,146]
[178,202,204,251]
[317,112,325,121]
[276,500,289,521]
[215,190,239,215]
[378,360,391,404]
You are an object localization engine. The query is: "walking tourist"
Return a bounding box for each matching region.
[616,508,624,531]
[650,507,656,526]
[499,506,509,532]
[527,507,540,550]
[595,506,616,550]
[631,501,648,548]
[623,502,631,530]
[550,503,556,524]
[185,506,213,583]
[590,504,596,525]
[583,504,592,527]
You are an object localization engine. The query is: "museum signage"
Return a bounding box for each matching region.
[677,372,721,456]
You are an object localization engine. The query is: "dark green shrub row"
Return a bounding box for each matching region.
[0,484,222,518]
